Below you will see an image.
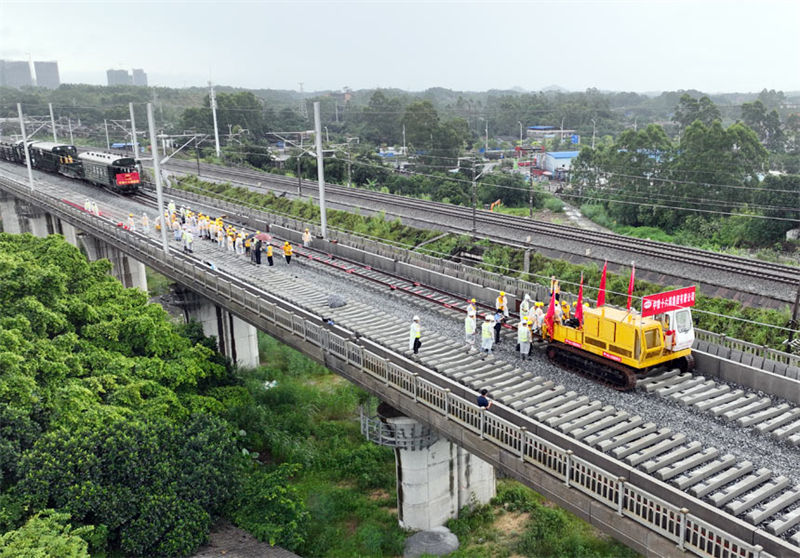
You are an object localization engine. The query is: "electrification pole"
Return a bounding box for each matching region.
[147,103,170,255]
[129,103,139,157]
[17,104,34,190]
[209,81,221,158]
[104,119,110,149]
[314,102,327,239]
[472,162,477,234]
[68,117,74,144]
[48,103,57,142]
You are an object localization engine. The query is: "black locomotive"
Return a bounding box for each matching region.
[0,140,140,195]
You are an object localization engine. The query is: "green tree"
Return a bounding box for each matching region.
[673,94,721,129]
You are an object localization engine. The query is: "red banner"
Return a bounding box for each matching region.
[641,286,696,317]
[116,171,140,186]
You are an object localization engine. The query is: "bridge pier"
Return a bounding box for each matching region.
[180,290,260,369]
[80,235,148,291]
[0,190,22,234]
[363,404,496,530]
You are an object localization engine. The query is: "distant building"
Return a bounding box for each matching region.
[527,125,576,141]
[34,61,60,89]
[132,68,147,86]
[107,69,132,86]
[544,150,580,177]
[0,60,33,88]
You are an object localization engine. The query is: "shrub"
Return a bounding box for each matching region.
[0,510,93,558]
[229,463,309,550]
[544,196,565,212]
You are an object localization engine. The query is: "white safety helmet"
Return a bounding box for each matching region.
[413,316,420,322]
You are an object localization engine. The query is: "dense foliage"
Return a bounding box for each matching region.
[0,234,307,556]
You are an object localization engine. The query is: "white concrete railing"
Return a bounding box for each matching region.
[0,174,787,558]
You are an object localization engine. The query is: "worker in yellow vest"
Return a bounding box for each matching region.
[283,241,293,264]
[266,244,274,266]
[495,291,509,320]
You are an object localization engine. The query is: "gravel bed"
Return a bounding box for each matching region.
[285,256,800,485]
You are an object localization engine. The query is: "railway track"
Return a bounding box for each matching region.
[159,158,800,289]
[5,166,800,550]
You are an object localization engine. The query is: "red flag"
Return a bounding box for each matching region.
[626,262,636,311]
[597,260,607,307]
[544,290,556,337]
[575,273,584,326]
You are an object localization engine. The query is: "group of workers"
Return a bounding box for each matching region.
[118,200,307,265]
[407,279,586,362]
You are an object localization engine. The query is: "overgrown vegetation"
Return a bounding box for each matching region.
[446,481,639,558]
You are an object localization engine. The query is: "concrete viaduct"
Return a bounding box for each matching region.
[1,171,797,558]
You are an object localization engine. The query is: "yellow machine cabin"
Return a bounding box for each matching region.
[549,305,693,372]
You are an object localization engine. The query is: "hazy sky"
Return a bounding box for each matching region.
[1,0,798,93]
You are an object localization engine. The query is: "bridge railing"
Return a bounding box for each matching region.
[2,174,791,558]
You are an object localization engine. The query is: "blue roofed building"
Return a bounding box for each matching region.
[544,150,580,177]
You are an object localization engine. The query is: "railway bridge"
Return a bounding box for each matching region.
[1,168,799,558]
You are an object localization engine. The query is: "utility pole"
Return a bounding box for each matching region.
[529,178,534,219]
[104,119,110,149]
[147,103,169,255]
[518,121,523,143]
[17,104,34,190]
[48,103,57,142]
[402,124,406,156]
[297,132,303,197]
[68,116,74,144]
[787,282,800,354]
[314,101,327,238]
[591,118,597,149]
[209,81,221,158]
[472,162,477,234]
[347,142,352,187]
[484,121,488,155]
[195,136,201,176]
[129,103,139,157]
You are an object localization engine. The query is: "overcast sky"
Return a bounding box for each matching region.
[1,0,798,93]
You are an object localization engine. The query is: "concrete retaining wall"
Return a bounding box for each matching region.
[694,350,800,405]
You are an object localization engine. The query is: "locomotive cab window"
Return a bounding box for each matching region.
[674,309,692,333]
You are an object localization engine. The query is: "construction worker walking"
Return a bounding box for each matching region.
[302,228,312,248]
[141,212,150,233]
[481,316,494,355]
[518,318,532,360]
[409,315,421,355]
[266,244,274,266]
[127,213,136,231]
[283,241,293,264]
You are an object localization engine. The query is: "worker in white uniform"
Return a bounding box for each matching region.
[465,312,476,350]
[518,318,532,360]
[481,315,494,355]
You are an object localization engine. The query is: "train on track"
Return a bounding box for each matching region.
[541,302,695,390]
[0,140,141,194]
